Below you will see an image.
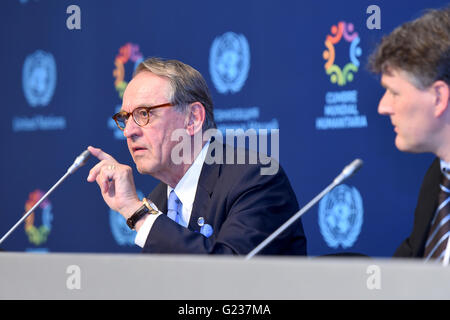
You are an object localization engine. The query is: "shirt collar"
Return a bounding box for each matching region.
[167,141,210,210]
[440,159,450,180]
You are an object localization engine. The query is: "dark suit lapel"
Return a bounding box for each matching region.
[148,182,168,214]
[188,158,221,232]
[413,158,441,256]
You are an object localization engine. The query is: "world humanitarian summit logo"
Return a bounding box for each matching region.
[110,43,144,139]
[322,21,362,86]
[209,32,250,94]
[24,189,53,246]
[318,184,363,249]
[113,43,144,99]
[22,50,57,107]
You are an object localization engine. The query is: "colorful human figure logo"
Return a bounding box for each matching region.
[323,22,362,86]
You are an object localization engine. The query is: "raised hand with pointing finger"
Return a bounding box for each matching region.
[86,146,142,223]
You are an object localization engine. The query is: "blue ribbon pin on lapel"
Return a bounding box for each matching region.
[197,217,213,238]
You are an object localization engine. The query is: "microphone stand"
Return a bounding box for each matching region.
[0,150,91,246]
[245,159,363,260]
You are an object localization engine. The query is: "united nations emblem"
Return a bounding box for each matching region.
[22,50,57,107]
[318,184,363,249]
[209,32,250,94]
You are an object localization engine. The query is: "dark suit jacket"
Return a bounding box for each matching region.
[141,144,307,255]
[394,157,441,257]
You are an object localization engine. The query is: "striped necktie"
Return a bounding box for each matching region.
[424,175,450,261]
[167,190,184,227]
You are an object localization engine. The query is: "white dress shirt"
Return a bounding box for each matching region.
[440,159,450,180]
[134,141,210,248]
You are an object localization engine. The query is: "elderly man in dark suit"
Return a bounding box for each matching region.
[87,57,307,255]
[370,7,450,261]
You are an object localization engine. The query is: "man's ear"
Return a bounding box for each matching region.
[185,102,206,136]
[433,80,450,117]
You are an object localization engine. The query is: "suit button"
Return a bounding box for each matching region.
[197,217,205,227]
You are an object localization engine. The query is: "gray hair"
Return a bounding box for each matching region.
[134,57,216,131]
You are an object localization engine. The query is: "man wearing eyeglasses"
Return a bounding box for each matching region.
[87,57,307,255]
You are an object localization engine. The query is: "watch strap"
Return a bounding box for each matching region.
[126,198,158,230]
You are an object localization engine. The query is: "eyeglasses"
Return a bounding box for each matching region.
[112,103,174,131]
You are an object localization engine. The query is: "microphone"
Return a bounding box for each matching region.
[245,158,364,260]
[67,149,92,174]
[333,158,363,185]
[0,149,91,246]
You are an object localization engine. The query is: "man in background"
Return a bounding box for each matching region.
[369,7,450,260]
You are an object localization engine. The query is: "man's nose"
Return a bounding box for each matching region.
[123,117,141,138]
[378,92,393,115]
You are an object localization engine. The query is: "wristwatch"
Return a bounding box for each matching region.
[126,198,159,230]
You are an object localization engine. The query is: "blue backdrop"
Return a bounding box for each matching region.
[0,0,446,256]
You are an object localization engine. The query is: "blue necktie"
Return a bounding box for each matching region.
[167,190,184,226]
[424,175,450,261]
